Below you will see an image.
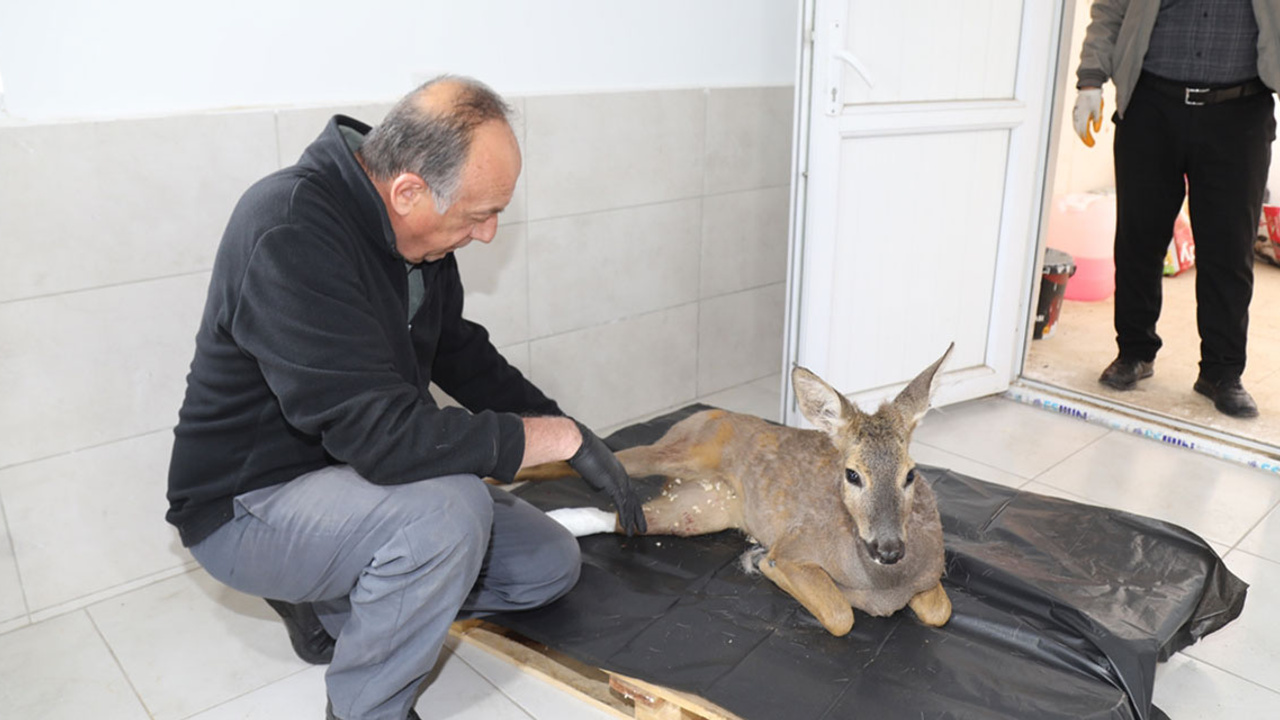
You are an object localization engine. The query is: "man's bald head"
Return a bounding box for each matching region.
[360,75,515,212]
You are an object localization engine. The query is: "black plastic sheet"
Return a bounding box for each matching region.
[493,405,1248,720]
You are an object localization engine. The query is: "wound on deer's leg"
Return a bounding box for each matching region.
[638,476,740,536]
[907,581,952,627]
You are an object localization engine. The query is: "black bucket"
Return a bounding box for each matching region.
[1034,248,1076,340]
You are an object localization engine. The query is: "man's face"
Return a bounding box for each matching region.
[394,120,521,264]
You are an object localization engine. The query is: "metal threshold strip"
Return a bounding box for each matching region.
[1008,378,1280,476]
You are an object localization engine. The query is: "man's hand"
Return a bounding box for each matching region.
[567,421,647,536]
[1073,88,1104,147]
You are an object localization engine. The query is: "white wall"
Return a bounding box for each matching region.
[0,3,797,633]
[0,85,795,630]
[0,0,799,122]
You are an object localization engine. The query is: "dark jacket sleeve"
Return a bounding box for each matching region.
[430,255,564,419]
[230,227,528,484]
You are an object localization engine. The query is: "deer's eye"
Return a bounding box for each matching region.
[845,468,863,487]
[904,468,917,487]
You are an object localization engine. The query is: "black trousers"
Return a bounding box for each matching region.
[1112,78,1274,381]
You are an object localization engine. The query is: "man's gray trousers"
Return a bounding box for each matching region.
[190,466,582,720]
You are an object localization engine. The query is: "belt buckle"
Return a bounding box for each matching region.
[1185,87,1210,106]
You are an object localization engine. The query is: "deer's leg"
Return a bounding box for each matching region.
[615,411,745,536]
[637,475,741,536]
[907,581,951,627]
[759,550,854,636]
[514,444,711,484]
[545,474,740,538]
[612,410,736,479]
[514,460,575,483]
[528,410,745,536]
[514,410,734,484]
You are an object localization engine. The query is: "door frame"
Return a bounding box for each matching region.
[781,0,1067,426]
[781,0,1280,469]
[1013,0,1280,470]
[779,0,816,424]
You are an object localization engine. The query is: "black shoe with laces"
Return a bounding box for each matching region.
[1098,357,1154,391]
[1193,376,1259,418]
[265,598,336,665]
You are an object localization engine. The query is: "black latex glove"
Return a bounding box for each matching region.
[567,421,647,535]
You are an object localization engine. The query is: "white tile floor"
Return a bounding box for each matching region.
[1024,264,1280,449]
[2,380,1279,719]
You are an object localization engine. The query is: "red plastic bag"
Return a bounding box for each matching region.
[1258,205,1280,267]
[1163,206,1195,276]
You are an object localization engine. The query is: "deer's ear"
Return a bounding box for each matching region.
[792,366,859,437]
[893,342,954,427]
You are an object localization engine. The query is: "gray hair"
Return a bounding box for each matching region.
[359,75,513,212]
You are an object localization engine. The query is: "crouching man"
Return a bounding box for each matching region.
[166,75,644,720]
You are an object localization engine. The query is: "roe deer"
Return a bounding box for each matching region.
[520,343,955,637]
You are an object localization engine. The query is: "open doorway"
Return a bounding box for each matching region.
[1022,2,1280,451]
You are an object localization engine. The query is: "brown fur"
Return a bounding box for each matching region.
[520,344,955,636]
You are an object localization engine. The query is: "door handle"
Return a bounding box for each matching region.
[825,20,875,116]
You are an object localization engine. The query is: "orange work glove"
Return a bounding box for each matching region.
[1072,88,1104,147]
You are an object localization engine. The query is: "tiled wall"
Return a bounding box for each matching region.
[0,85,794,630]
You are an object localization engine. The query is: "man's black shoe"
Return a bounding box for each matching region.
[265,598,335,665]
[1098,357,1154,391]
[1194,376,1259,419]
[326,699,421,720]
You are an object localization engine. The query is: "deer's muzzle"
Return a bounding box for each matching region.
[867,537,905,565]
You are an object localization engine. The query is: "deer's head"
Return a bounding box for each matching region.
[791,343,953,566]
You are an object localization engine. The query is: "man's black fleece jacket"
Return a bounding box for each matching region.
[166,115,560,547]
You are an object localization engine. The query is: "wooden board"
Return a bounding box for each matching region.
[449,620,745,720]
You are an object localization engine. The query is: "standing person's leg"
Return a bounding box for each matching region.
[1106,83,1191,388]
[189,467,494,720]
[1185,91,1274,416]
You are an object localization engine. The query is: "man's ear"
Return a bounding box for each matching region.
[387,173,433,216]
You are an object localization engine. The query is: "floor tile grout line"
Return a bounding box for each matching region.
[1174,646,1280,698]
[910,440,1037,489]
[1223,546,1280,567]
[0,491,33,623]
[913,399,1097,481]
[84,607,157,719]
[1022,426,1279,541]
[451,650,540,719]
[1024,426,1116,492]
[917,399,1116,496]
[8,560,201,635]
[168,664,318,720]
[1222,496,1280,556]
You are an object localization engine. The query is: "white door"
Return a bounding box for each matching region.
[783,0,1062,424]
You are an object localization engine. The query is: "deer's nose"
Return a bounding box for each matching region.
[868,538,904,565]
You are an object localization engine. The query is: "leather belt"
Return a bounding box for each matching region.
[1141,72,1271,106]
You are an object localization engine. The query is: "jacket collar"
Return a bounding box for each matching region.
[298,115,404,261]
